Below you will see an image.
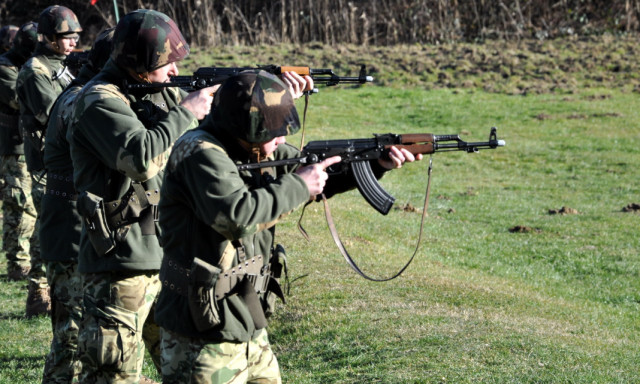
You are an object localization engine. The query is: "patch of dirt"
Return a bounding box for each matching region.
[394,203,421,213]
[509,225,542,233]
[536,113,552,120]
[548,206,580,215]
[622,203,640,212]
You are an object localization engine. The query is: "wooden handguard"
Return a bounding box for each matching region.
[279,66,311,76]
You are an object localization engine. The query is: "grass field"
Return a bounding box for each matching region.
[1,49,639,383]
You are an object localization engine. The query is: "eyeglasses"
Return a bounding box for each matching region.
[60,35,80,43]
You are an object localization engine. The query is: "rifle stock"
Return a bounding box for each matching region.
[237,127,506,214]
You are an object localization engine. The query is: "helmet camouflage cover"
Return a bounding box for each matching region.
[87,27,115,71]
[210,70,300,143]
[0,25,19,51]
[37,5,82,36]
[12,22,39,57]
[111,9,189,74]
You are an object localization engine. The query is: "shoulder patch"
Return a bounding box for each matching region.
[168,130,227,172]
[29,56,51,77]
[88,82,130,105]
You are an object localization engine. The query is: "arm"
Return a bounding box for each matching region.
[74,85,198,182]
[0,65,19,111]
[17,68,60,125]
[176,142,310,240]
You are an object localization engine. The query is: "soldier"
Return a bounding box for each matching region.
[154,71,421,383]
[41,27,115,384]
[17,5,82,317]
[0,25,19,53]
[68,9,216,383]
[0,22,39,282]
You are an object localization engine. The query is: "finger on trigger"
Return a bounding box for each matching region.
[320,155,342,170]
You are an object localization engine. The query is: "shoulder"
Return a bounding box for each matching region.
[56,84,83,119]
[76,80,130,112]
[21,55,50,77]
[168,129,228,172]
[275,142,302,159]
[0,54,15,68]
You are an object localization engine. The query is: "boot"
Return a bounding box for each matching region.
[26,284,51,318]
[7,265,30,281]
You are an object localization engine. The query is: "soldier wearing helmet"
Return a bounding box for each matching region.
[16,5,83,318]
[67,9,215,383]
[0,25,19,53]
[40,27,115,384]
[0,21,39,283]
[154,71,420,383]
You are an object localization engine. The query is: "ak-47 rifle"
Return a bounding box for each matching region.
[127,64,373,91]
[238,127,506,215]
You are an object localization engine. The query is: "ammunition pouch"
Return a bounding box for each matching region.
[262,244,288,318]
[77,184,160,256]
[77,191,116,256]
[103,185,160,237]
[187,258,222,332]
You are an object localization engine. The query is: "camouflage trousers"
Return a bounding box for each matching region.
[29,173,47,288]
[43,260,84,384]
[160,328,281,384]
[0,155,36,274]
[77,271,162,384]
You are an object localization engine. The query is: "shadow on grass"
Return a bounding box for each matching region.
[0,355,45,366]
[0,312,30,320]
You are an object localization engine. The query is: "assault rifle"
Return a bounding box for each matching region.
[238,127,505,215]
[127,64,373,91]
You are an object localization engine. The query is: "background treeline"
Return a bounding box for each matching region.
[2,0,640,46]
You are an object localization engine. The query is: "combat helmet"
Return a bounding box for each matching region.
[209,70,300,143]
[111,9,189,76]
[87,27,115,71]
[37,5,82,37]
[11,22,39,60]
[0,25,19,52]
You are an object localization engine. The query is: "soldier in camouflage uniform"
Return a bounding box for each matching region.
[0,25,19,53]
[0,22,39,282]
[154,71,420,383]
[17,5,82,317]
[68,9,216,384]
[41,27,115,384]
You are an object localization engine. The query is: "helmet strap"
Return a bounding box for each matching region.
[124,67,152,84]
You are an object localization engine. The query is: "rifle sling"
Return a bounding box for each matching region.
[299,92,310,150]
[321,156,434,282]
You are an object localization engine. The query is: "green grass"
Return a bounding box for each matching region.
[1,83,639,381]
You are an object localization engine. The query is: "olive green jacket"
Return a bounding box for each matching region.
[17,43,72,171]
[155,127,310,342]
[40,65,96,263]
[69,59,198,273]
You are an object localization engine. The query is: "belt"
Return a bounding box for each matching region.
[162,255,266,299]
[45,173,77,201]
